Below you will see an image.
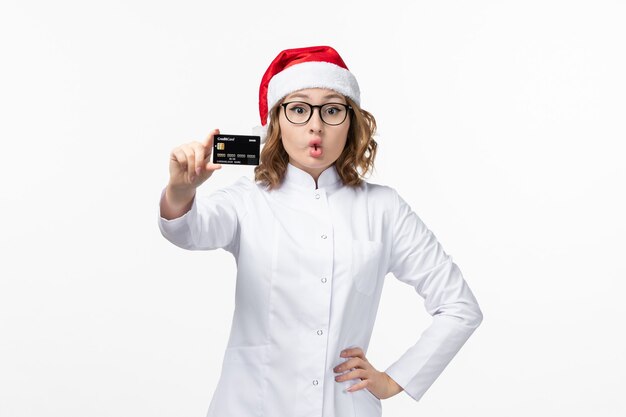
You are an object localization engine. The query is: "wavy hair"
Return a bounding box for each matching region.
[253,96,378,190]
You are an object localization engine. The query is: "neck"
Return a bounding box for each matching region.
[289,160,329,187]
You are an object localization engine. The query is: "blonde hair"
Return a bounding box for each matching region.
[253,96,378,190]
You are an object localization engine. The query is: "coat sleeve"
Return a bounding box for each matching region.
[383,188,483,402]
[157,177,250,253]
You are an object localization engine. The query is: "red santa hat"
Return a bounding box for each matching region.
[253,45,361,143]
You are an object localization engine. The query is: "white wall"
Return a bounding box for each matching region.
[1,1,624,416]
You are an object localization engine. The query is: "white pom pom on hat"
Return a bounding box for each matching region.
[253,45,361,144]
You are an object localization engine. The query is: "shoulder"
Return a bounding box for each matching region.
[357,180,422,223]
[351,180,405,223]
[358,182,427,241]
[207,175,258,219]
[219,175,256,195]
[358,179,400,205]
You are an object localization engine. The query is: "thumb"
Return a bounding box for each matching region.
[205,160,223,170]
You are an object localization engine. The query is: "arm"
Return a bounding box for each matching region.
[157,180,244,252]
[384,189,483,402]
[160,183,196,220]
[157,130,244,252]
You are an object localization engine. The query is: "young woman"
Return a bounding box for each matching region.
[158,45,483,417]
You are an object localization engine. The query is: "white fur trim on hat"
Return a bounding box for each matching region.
[252,124,269,144]
[265,61,360,125]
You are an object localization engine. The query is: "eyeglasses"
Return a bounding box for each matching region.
[280,101,352,125]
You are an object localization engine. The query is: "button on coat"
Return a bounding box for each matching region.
[158,162,483,417]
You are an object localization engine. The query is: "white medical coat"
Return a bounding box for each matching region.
[158,162,483,417]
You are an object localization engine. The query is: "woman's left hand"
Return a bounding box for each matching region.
[333,347,404,400]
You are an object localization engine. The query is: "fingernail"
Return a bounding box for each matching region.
[195,167,201,175]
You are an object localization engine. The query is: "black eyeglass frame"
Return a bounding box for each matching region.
[280,101,353,125]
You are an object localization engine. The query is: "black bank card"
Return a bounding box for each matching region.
[212,134,260,165]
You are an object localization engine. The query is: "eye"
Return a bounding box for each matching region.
[287,103,310,114]
[324,106,343,115]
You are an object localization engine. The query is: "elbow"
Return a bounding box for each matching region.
[466,303,483,329]
[434,301,483,330]
[452,301,483,329]
[474,307,484,329]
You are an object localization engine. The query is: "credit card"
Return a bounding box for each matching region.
[212,134,260,165]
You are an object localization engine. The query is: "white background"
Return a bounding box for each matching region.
[1,1,624,416]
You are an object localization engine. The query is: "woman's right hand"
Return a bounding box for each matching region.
[161,129,223,219]
[168,128,223,192]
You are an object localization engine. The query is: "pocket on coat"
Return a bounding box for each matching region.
[207,344,269,417]
[351,239,383,296]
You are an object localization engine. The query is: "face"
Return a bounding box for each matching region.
[278,88,350,179]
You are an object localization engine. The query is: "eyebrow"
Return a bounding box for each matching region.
[287,92,345,100]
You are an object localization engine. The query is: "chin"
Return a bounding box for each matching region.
[291,156,326,169]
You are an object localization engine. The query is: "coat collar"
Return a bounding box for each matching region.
[282,162,342,192]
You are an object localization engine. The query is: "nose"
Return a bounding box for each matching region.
[308,107,324,132]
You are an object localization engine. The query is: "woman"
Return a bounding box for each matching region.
[158,45,483,417]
